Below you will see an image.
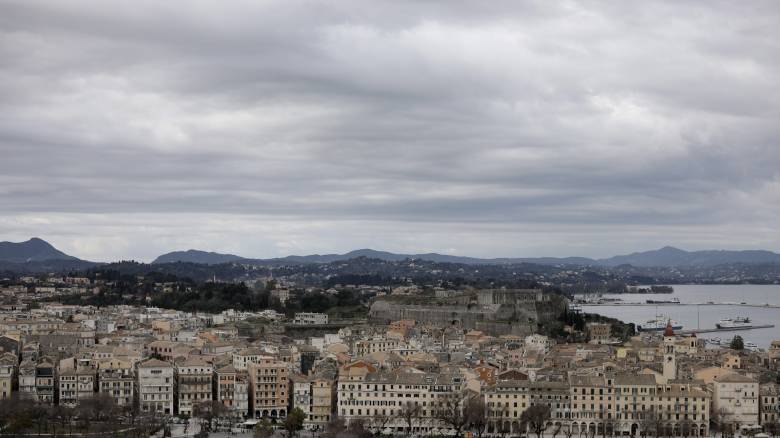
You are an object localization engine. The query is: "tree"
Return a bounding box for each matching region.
[254,419,274,438]
[465,397,489,438]
[435,393,468,436]
[320,416,348,438]
[730,335,744,351]
[521,404,552,438]
[284,407,306,437]
[321,416,370,438]
[369,411,393,436]
[399,402,422,435]
[193,400,227,432]
[345,419,373,438]
[563,423,575,438]
[552,422,563,438]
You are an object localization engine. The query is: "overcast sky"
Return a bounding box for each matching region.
[2,1,779,262]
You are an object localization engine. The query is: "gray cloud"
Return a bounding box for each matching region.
[1,0,779,261]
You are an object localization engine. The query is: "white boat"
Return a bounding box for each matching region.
[716,317,753,329]
[638,316,683,332]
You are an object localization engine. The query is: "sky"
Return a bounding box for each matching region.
[1,1,779,262]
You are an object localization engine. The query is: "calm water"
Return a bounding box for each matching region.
[580,284,780,348]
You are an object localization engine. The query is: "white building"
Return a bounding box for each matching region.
[293,312,328,325]
[338,366,465,434]
[138,358,175,415]
[524,334,553,353]
[713,373,759,428]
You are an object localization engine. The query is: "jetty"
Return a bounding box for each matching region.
[673,324,775,335]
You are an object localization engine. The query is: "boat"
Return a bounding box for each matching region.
[638,316,683,332]
[745,342,759,351]
[645,297,680,304]
[716,317,753,329]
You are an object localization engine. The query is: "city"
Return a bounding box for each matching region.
[2,1,780,437]
[1,271,779,437]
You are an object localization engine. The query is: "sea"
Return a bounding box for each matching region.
[578,284,780,349]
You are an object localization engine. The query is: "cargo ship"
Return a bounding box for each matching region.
[645,297,680,304]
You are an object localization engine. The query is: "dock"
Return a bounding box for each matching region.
[581,302,780,308]
[672,324,775,335]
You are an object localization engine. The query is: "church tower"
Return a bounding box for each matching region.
[662,321,677,382]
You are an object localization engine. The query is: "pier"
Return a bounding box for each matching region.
[581,302,780,308]
[652,324,776,335]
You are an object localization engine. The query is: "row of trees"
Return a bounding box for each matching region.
[0,393,159,437]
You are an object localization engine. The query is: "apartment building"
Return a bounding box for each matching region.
[18,360,36,399]
[338,368,466,435]
[233,347,264,371]
[485,379,571,435]
[35,361,56,405]
[760,383,780,426]
[310,375,337,430]
[215,364,249,417]
[713,373,759,428]
[248,356,290,420]
[291,373,336,431]
[176,356,213,416]
[0,352,15,399]
[58,366,96,407]
[353,337,401,357]
[97,359,135,407]
[485,373,711,437]
[138,358,174,415]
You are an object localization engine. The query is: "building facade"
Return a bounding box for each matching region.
[138,358,174,415]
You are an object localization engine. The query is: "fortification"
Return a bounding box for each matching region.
[369,289,566,336]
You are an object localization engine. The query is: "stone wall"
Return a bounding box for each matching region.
[369,289,567,336]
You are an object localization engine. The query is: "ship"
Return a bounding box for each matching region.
[645,297,680,304]
[638,316,683,332]
[716,317,753,329]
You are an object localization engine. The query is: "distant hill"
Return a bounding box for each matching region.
[152,245,780,268]
[152,250,245,265]
[0,237,78,263]
[272,249,596,266]
[153,247,597,266]
[598,246,780,267]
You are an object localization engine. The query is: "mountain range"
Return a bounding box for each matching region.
[2,237,780,268]
[151,245,780,267]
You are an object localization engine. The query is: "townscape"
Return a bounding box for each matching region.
[3,1,780,437]
[1,272,779,438]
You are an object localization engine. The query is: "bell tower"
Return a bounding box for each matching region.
[662,321,676,382]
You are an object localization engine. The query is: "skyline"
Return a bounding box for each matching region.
[2,1,779,262]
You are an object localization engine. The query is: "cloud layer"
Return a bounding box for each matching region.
[2,0,779,261]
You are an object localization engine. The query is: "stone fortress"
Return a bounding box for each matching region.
[369,288,567,336]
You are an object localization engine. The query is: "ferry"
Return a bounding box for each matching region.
[638,316,683,332]
[716,317,753,329]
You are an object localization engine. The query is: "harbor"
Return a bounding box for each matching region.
[578,284,780,349]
